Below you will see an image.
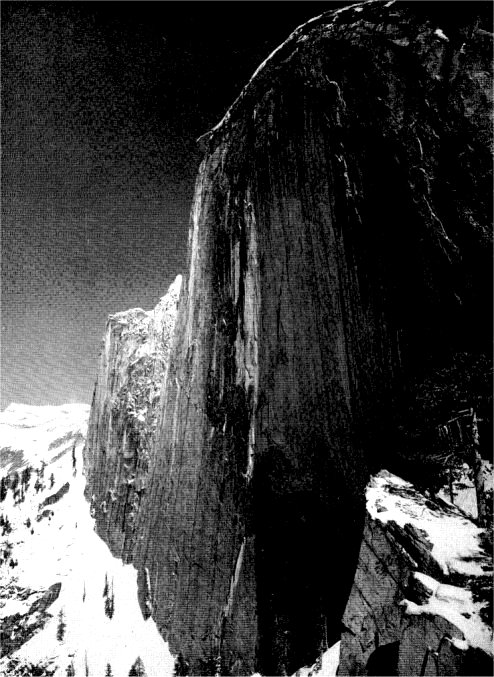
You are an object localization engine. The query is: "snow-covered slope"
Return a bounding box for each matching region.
[0,403,174,677]
[0,403,89,475]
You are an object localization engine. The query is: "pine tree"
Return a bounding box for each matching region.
[104,580,115,619]
[57,608,66,641]
[0,476,7,502]
[1,516,12,536]
[129,656,147,676]
[105,663,113,676]
[11,472,19,493]
[22,466,32,488]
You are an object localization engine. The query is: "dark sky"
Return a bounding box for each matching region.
[2,1,350,408]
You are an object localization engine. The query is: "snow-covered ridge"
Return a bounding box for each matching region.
[1,402,89,427]
[0,403,90,475]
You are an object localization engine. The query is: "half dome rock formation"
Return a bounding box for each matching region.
[84,275,182,560]
[84,1,492,675]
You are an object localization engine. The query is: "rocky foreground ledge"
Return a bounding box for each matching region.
[339,470,492,676]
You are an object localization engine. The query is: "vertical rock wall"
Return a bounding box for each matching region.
[133,3,491,674]
[84,276,181,561]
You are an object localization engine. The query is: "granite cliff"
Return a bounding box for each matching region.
[84,276,181,561]
[84,1,492,674]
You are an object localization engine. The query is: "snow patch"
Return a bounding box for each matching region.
[367,471,489,577]
[401,572,492,654]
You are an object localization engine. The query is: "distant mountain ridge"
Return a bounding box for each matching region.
[0,402,89,475]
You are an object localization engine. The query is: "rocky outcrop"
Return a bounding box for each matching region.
[339,471,493,676]
[84,1,492,674]
[83,276,181,560]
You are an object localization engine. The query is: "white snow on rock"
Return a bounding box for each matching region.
[366,470,492,659]
[401,572,492,654]
[367,470,489,577]
[0,403,175,677]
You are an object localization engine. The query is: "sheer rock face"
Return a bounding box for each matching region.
[83,276,181,560]
[87,1,491,674]
[126,3,492,674]
[339,471,493,676]
[133,2,491,674]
